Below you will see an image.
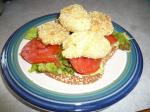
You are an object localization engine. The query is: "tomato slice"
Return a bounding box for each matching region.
[21,39,61,64]
[69,57,101,75]
[105,34,118,45]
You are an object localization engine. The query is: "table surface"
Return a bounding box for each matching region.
[0,0,150,112]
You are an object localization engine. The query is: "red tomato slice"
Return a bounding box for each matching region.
[69,57,101,75]
[21,39,61,64]
[105,34,118,45]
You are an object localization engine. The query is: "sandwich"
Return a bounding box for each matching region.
[21,4,131,85]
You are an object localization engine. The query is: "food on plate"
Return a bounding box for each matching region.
[62,31,111,59]
[59,4,91,32]
[105,34,118,45]
[29,53,75,76]
[38,22,69,45]
[20,4,131,85]
[69,57,101,74]
[24,27,38,40]
[21,39,61,64]
[112,31,131,50]
[90,11,114,36]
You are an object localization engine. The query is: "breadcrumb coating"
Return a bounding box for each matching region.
[90,11,114,36]
[62,31,111,59]
[59,4,91,32]
[38,21,69,45]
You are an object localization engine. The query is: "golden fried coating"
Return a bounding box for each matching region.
[38,21,69,45]
[62,31,111,59]
[59,4,91,32]
[90,11,114,36]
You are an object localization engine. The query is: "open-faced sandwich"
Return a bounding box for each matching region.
[21,4,131,85]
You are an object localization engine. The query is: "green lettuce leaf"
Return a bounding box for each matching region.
[24,27,38,40]
[29,54,75,75]
[112,31,131,51]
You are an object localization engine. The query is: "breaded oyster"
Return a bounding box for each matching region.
[62,31,111,59]
[38,21,69,45]
[90,11,114,36]
[59,4,91,32]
